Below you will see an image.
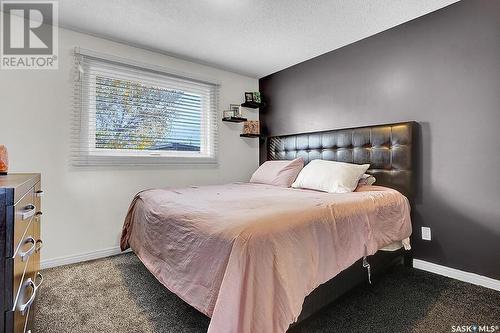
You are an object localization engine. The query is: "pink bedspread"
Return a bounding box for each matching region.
[121,183,411,333]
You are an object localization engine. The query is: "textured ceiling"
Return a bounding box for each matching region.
[59,0,460,78]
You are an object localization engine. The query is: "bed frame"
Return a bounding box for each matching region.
[265,121,418,327]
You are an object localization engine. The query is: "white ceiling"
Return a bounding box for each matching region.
[59,0,460,78]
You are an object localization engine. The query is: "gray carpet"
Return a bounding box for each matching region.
[34,253,500,333]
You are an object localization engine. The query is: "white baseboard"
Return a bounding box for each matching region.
[40,251,500,292]
[41,246,131,269]
[413,259,500,292]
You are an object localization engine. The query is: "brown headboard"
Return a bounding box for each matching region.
[267,122,417,200]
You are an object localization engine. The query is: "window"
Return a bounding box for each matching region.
[73,48,219,165]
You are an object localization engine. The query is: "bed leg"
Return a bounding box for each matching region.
[403,251,413,268]
[362,256,372,284]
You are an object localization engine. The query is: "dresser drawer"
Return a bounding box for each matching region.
[12,188,36,258]
[13,271,43,333]
[12,223,36,309]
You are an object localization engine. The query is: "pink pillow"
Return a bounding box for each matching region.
[250,158,304,187]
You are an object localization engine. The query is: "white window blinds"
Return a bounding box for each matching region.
[72,48,219,166]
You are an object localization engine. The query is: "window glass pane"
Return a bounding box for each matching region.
[95,75,202,152]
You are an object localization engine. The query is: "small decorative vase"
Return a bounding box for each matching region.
[0,145,8,175]
[243,121,260,135]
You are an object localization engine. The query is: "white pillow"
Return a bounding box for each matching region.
[292,160,370,193]
[249,158,304,187]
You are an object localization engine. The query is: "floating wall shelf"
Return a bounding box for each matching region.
[241,102,264,109]
[240,133,262,138]
[222,117,247,123]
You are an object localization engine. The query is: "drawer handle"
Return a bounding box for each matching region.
[35,272,44,288]
[35,190,44,197]
[21,205,36,220]
[17,279,35,316]
[19,237,36,262]
[35,239,43,253]
[16,273,43,316]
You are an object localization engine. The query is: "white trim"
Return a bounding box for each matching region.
[41,246,131,269]
[413,259,500,292]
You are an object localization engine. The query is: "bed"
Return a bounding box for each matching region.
[120,121,417,333]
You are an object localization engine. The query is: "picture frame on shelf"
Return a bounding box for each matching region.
[252,92,261,103]
[230,104,241,117]
[244,92,254,103]
[241,91,263,108]
[223,110,235,119]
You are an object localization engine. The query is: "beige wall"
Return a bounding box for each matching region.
[0,27,259,266]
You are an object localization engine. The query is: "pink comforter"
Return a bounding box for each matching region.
[121,183,411,333]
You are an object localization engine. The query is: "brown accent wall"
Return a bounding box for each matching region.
[259,0,500,279]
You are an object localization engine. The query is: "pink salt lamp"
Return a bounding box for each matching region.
[0,145,8,174]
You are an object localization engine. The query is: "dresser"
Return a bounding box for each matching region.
[1,174,43,333]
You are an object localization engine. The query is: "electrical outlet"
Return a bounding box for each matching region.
[421,227,432,241]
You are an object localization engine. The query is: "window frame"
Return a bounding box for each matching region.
[73,48,219,166]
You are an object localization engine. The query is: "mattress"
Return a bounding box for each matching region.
[121,183,412,333]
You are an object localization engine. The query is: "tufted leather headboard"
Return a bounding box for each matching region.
[267,122,417,200]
